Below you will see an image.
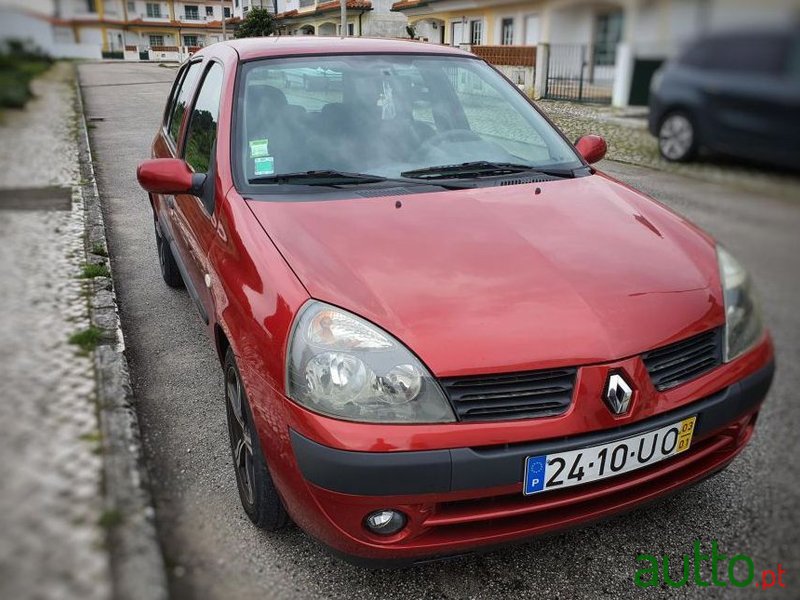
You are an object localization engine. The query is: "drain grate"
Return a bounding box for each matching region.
[0,187,72,211]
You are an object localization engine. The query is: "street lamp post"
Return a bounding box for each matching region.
[341,0,346,38]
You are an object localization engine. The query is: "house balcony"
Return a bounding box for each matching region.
[179,13,207,22]
[138,13,171,22]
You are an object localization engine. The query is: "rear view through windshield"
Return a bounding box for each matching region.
[235,54,581,187]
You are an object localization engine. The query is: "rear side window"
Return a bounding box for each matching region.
[167,61,203,143]
[183,62,224,174]
[681,33,789,75]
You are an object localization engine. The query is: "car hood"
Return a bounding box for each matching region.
[246,174,724,377]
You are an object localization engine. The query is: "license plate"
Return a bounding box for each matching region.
[523,416,697,496]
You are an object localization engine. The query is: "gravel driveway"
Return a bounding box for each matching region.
[79,61,799,600]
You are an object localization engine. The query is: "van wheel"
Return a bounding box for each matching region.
[154,221,184,288]
[224,348,290,531]
[658,111,698,162]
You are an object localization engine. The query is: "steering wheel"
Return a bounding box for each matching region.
[422,128,483,149]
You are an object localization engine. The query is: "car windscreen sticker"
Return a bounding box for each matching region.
[249,138,269,158]
[253,156,275,176]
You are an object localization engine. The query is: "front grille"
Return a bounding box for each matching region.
[643,328,723,391]
[440,368,576,422]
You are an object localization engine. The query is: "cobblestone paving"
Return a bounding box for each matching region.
[537,99,800,201]
[0,63,111,600]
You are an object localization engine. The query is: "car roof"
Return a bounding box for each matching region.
[217,36,476,61]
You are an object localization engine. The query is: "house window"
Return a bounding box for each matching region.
[524,14,540,45]
[348,23,354,36]
[243,6,249,13]
[149,34,164,47]
[185,5,200,19]
[470,20,483,46]
[145,3,161,18]
[86,0,97,12]
[594,11,623,66]
[127,1,135,13]
[224,7,230,17]
[235,0,239,8]
[184,35,199,46]
[501,18,513,45]
[205,6,214,16]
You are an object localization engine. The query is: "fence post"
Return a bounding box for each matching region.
[534,43,549,99]
[578,45,586,102]
[612,42,634,107]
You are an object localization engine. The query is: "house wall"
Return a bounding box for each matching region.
[362,0,408,37]
[0,6,102,58]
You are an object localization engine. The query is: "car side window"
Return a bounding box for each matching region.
[168,61,203,143]
[682,34,789,75]
[183,62,224,175]
[162,65,186,130]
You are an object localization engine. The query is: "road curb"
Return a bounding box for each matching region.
[75,70,170,600]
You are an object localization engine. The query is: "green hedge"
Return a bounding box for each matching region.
[0,39,53,109]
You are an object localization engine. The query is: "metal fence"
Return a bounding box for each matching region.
[544,43,615,104]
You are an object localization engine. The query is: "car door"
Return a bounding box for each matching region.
[699,32,796,163]
[172,60,225,326]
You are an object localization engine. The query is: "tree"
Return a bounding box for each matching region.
[234,7,276,39]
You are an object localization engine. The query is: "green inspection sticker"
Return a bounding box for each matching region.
[249,138,269,158]
[254,156,275,176]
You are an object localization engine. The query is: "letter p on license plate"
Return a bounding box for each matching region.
[523,416,697,496]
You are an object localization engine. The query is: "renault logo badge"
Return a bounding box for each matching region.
[604,373,633,415]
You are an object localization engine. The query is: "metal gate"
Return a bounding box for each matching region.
[544,43,616,104]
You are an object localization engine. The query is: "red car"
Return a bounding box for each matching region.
[136,37,774,565]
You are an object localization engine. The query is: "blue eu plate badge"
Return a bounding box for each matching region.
[523,455,547,495]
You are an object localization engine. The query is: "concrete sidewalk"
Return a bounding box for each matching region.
[0,62,166,600]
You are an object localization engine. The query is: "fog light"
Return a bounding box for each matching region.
[364,509,406,535]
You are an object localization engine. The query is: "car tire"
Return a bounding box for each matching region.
[224,348,290,531]
[154,220,184,288]
[658,110,698,163]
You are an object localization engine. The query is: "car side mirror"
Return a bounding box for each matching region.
[136,158,206,195]
[575,135,607,164]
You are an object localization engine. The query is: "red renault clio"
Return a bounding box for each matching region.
[137,37,774,565]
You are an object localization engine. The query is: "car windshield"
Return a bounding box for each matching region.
[235,54,582,188]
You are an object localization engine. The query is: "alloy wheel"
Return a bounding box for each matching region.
[226,364,255,506]
[659,114,695,161]
[157,233,167,276]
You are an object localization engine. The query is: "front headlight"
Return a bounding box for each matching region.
[718,246,763,362]
[287,300,455,423]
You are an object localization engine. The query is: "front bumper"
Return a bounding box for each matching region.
[292,361,773,496]
[267,339,774,566]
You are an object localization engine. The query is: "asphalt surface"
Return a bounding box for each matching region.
[79,62,799,600]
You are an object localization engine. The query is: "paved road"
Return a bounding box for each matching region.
[79,62,799,600]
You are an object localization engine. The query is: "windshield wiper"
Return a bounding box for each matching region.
[249,170,388,186]
[401,161,576,180]
[249,169,476,190]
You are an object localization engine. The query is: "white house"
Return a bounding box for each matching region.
[274,0,408,38]
[390,0,800,105]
